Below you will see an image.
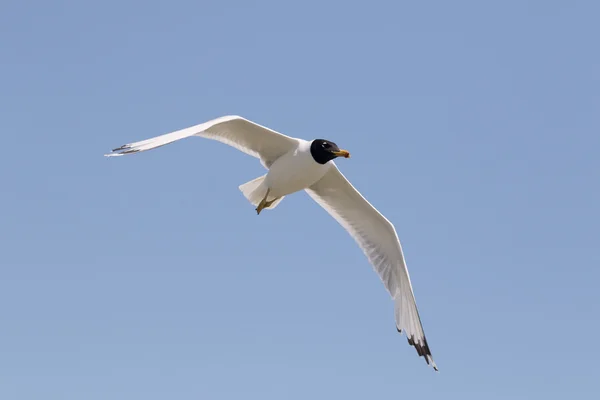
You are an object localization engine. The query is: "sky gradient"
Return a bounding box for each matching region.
[1,1,599,399]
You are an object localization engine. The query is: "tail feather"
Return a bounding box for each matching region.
[239,175,267,206]
[238,175,284,209]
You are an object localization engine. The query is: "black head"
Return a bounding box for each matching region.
[310,139,351,164]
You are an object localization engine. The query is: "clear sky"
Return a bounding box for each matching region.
[1,0,599,399]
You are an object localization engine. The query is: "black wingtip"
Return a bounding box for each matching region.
[407,334,436,369]
[397,326,437,370]
[108,145,139,156]
[121,149,139,155]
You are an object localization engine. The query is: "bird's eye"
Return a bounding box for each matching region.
[322,142,328,147]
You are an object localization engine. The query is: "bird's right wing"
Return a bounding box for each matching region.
[305,164,437,370]
[105,115,299,168]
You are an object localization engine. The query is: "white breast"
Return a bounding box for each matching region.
[265,140,331,198]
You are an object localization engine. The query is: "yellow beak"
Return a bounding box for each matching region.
[332,149,351,158]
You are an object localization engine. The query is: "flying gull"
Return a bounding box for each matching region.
[106,115,438,370]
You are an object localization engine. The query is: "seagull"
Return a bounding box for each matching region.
[106,115,438,371]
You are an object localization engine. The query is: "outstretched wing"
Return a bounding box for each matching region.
[305,164,437,370]
[105,115,299,168]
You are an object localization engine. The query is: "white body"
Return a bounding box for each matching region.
[264,140,331,200]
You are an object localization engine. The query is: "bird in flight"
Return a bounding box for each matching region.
[106,115,438,371]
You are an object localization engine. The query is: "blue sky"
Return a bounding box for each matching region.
[1,0,599,398]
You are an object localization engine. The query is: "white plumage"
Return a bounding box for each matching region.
[106,115,438,371]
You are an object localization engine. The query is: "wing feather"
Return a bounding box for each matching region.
[305,164,437,370]
[105,115,299,167]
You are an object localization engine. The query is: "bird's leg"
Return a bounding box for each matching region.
[255,188,271,215]
[263,197,280,208]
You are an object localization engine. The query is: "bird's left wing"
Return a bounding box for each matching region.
[105,115,299,168]
[305,164,438,370]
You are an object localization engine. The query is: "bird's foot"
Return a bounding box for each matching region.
[264,197,279,208]
[255,189,271,215]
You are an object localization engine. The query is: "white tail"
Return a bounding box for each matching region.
[238,175,285,209]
